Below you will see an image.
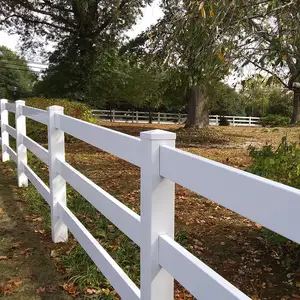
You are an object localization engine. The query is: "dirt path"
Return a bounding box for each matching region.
[0,162,72,299]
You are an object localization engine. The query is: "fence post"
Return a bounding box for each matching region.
[47,106,68,243]
[249,116,252,126]
[112,110,115,122]
[158,112,160,124]
[136,111,138,123]
[233,116,236,126]
[0,99,9,162]
[15,100,28,187]
[140,129,176,300]
[216,115,219,126]
[178,113,181,124]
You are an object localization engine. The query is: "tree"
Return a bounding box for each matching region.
[236,0,300,123]
[124,1,242,128]
[208,82,245,116]
[0,0,152,98]
[0,46,36,99]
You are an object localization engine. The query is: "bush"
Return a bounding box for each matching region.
[9,98,95,142]
[248,137,300,244]
[248,136,300,188]
[260,114,290,127]
[219,116,230,126]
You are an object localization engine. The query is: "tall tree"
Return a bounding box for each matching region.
[0,46,36,99]
[124,1,241,128]
[0,0,151,97]
[236,0,300,123]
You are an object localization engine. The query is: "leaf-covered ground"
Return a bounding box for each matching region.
[2,123,300,299]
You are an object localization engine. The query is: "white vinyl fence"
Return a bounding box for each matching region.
[93,110,261,126]
[1,99,299,300]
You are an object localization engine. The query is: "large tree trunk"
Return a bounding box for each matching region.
[291,88,300,124]
[185,86,209,128]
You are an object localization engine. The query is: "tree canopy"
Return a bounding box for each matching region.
[0,45,36,99]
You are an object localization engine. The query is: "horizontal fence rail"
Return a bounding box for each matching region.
[92,109,261,126]
[0,99,295,299]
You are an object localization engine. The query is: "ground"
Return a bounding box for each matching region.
[0,162,72,299]
[1,123,300,299]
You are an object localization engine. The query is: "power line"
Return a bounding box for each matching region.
[0,62,46,70]
[0,65,42,72]
[0,60,47,69]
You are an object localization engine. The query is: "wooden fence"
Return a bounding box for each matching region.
[1,98,299,299]
[93,109,261,126]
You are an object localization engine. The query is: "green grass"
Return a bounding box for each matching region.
[18,148,140,298]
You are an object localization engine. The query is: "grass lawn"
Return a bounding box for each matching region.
[9,122,300,299]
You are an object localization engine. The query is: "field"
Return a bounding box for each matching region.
[4,122,300,299]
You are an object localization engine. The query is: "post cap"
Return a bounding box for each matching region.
[15,100,25,105]
[140,129,176,140]
[47,105,64,112]
[0,99,8,103]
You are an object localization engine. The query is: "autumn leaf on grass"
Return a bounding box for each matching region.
[84,288,102,295]
[0,283,13,295]
[0,208,3,213]
[0,256,8,260]
[102,288,110,296]
[61,283,79,296]
[255,223,262,229]
[36,287,46,294]
[8,279,23,287]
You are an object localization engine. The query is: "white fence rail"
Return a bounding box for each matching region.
[0,98,297,299]
[93,109,261,126]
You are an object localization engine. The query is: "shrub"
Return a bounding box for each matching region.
[260,114,290,127]
[248,136,300,188]
[248,137,300,244]
[219,116,230,126]
[9,98,95,142]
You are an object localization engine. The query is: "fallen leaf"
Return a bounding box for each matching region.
[36,287,46,294]
[85,288,102,295]
[255,223,262,229]
[0,283,13,295]
[292,294,300,299]
[102,288,110,295]
[11,242,24,249]
[0,208,3,213]
[297,282,300,287]
[61,283,79,296]
[8,279,23,287]
[0,256,8,260]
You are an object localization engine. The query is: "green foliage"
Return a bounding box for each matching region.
[267,90,292,117]
[0,46,36,99]
[9,98,94,143]
[219,116,230,126]
[248,137,300,244]
[260,114,290,127]
[248,137,300,189]
[209,82,245,116]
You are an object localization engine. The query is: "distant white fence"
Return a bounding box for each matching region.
[1,98,299,300]
[93,109,261,126]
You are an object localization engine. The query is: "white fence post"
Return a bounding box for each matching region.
[158,112,160,124]
[0,99,9,162]
[249,116,252,126]
[15,100,28,187]
[47,106,68,243]
[140,129,176,300]
[112,110,115,122]
[136,111,138,123]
